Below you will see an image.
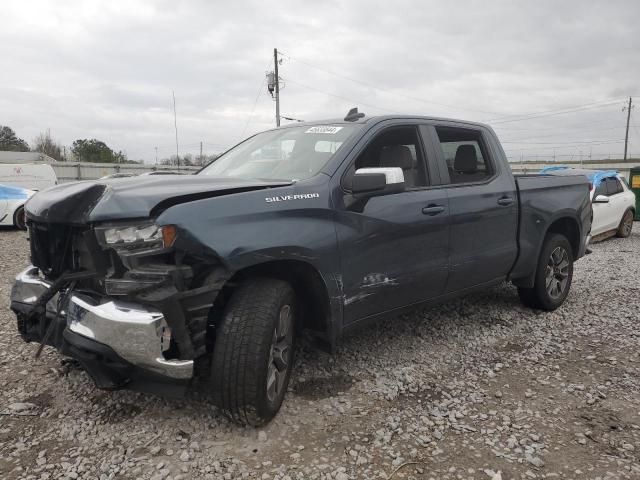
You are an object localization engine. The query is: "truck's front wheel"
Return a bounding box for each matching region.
[209,278,295,426]
[517,233,574,311]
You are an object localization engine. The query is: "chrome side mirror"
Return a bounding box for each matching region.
[352,167,405,195]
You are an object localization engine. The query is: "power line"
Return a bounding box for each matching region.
[487,98,625,122]
[507,152,628,160]
[501,138,626,145]
[278,51,636,127]
[631,113,640,142]
[240,74,268,139]
[494,118,629,132]
[503,139,624,152]
[278,50,501,116]
[487,99,623,124]
[270,51,631,138]
[285,78,397,114]
[239,57,274,140]
[498,124,627,142]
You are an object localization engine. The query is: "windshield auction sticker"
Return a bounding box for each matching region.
[305,126,343,134]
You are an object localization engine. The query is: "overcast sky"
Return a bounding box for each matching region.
[2,0,639,163]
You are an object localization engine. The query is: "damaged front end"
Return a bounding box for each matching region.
[11,220,228,397]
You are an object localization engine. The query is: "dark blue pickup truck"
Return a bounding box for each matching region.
[11,111,591,425]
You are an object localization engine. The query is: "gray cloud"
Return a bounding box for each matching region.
[2,0,639,162]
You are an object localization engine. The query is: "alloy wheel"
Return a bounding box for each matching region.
[622,211,633,236]
[545,246,570,299]
[266,304,293,404]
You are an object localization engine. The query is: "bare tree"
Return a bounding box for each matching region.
[32,129,64,161]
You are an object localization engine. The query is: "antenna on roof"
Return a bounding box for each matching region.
[344,107,365,122]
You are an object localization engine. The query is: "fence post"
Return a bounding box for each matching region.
[76,163,81,180]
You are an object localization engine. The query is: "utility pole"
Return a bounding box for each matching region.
[623,96,633,162]
[274,48,280,127]
[200,141,203,165]
[172,90,180,169]
[155,147,158,165]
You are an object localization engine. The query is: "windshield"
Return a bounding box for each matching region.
[200,124,360,181]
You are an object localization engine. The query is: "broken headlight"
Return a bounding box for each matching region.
[96,223,176,249]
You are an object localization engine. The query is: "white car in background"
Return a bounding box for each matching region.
[0,183,35,230]
[0,163,57,190]
[541,167,636,239]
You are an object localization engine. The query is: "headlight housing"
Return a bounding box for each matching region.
[96,223,176,249]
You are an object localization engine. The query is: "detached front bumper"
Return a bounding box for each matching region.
[11,266,193,395]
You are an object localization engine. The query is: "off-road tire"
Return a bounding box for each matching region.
[517,233,573,311]
[616,209,634,238]
[13,206,26,230]
[209,278,295,426]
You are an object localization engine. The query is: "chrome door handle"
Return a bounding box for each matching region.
[497,197,514,206]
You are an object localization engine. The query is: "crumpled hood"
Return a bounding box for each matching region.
[25,175,291,224]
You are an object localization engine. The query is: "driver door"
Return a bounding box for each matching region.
[334,124,450,324]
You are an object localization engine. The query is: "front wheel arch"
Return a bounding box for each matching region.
[212,259,336,351]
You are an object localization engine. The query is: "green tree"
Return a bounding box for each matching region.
[0,126,30,152]
[71,138,128,163]
[33,130,64,161]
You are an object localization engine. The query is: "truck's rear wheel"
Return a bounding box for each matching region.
[616,209,634,238]
[517,233,573,311]
[209,278,295,426]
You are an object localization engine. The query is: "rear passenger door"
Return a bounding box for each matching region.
[426,124,519,292]
[605,177,627,231]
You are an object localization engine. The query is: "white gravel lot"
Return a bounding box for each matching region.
[0,225,639,480]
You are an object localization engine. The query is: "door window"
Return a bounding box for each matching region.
[349,126,429,189]
[596,177,623,197]
[594,180,608,197]
[434,127,493,184]
[605,177,623,195]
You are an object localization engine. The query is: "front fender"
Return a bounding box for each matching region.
[155,183,344,338]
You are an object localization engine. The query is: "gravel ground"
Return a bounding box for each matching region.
[0,225,639,480]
